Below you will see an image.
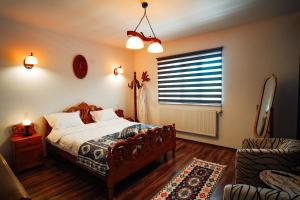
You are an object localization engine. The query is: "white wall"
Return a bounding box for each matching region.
[0,17,134,163]
[133,12,300,149]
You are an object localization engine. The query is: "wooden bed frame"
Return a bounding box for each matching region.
[45,102,176,200]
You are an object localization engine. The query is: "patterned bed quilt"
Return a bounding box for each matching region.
[77,123,155,176]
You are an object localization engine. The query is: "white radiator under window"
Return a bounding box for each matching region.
[160,108,219,137]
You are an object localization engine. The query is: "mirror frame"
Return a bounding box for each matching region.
[253,74,277,138]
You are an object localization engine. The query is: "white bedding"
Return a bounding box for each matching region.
[47,118,138,156]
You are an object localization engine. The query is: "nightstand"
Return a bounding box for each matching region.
[11,133,43,172]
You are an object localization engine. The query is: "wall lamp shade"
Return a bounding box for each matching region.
[114,66,123,75]
[24,52,38,69]
[126,36,144,49]
[148,42,164,53]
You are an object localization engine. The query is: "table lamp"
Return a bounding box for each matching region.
[22,119,32,136]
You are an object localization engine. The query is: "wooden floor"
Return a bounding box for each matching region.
[18,138,236,200]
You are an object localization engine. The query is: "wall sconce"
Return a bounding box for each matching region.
[22,118,32,136]
[24,52,38,69]
[114,66,123,75]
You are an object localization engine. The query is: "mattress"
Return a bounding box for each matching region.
[46,118,137,156]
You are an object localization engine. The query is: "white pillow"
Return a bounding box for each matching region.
[90,108,119,122]
[44,111,84,129]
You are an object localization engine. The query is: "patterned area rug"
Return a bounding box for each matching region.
[152,158,226,200]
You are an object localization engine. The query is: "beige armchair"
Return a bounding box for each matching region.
[223,138,300,200]
[236,138,300,187]
[223,184,295,200]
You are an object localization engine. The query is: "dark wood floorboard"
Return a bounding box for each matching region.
[17,138,236,200]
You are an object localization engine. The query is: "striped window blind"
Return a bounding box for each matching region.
[157,47,223,106]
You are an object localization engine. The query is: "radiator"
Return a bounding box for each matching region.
[160,108,218,137]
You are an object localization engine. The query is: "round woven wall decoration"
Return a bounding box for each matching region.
[73,55,88,79]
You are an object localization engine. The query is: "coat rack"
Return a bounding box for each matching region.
[128,71,150,122]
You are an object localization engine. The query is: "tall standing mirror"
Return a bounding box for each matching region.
[254,74,277,138]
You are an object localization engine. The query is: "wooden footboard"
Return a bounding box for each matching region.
[105,124,176,199]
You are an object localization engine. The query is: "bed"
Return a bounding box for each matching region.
[45,102,176,199]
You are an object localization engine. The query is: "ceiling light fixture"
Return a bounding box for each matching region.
[126,2,163,53]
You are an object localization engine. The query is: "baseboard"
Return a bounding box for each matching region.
[176,131,237,150]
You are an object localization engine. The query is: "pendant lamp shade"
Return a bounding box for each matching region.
[147,42,164,53]
[126,36,144,49]
[126,2,163,53]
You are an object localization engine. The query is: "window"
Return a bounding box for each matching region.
[157,47,223,106]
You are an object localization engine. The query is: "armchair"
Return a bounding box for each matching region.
[223,138,300,200]
[223,184,295,200]
[236,138,300,187]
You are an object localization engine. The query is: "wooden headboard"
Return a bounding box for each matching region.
[64,102,102,124]
[45,102,102,137]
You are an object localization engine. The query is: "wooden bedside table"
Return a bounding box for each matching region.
[11,133,43,172]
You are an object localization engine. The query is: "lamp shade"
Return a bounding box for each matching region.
[114,66,123,75]
[116,67,123,75]
[25,55,38,65]
[24,53,38,69]
[126,36,144,49]
[147,42,163,53]
[22,119,31,126]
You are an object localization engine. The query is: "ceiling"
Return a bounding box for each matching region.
[0,0,299,47]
